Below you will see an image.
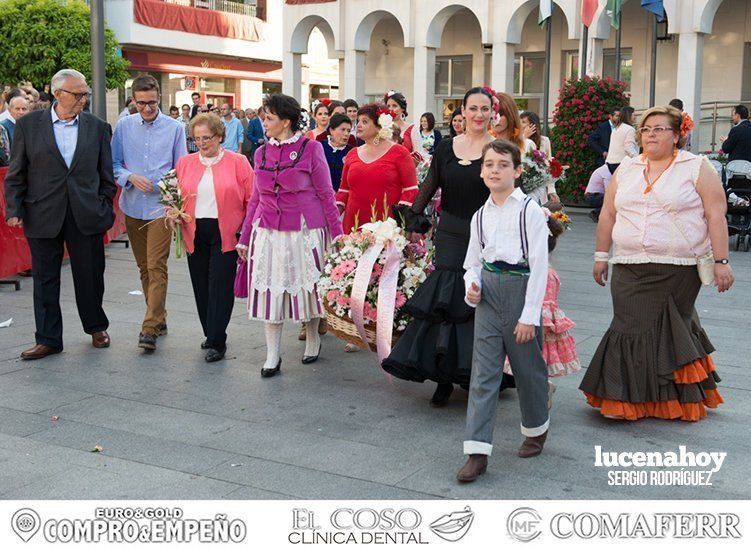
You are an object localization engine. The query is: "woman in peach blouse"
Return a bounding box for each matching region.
[581,106,734,422]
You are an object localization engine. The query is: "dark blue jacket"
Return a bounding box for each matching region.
[588,120,612,167]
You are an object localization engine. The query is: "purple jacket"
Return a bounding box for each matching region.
[238,135,343,246]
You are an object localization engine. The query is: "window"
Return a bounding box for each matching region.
[563,51,579,81]
[513,52,546,114]
[603,49,632,91]
[434,55,473,120]
[263,81,282,96]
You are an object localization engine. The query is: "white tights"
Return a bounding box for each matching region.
[263,322,283,370]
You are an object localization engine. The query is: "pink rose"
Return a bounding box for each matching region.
[326,290,340,303]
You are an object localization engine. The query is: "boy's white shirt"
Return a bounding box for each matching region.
[463,187,549,326]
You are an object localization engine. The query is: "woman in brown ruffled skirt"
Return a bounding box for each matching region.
[580,106,734,421]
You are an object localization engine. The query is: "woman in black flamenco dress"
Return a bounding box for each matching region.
[382,87,515,405]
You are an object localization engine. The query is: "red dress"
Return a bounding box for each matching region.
[335,144,418,234]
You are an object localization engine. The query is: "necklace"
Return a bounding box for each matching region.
[643,151,678,194]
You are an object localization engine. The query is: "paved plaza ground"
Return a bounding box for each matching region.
[0,211,749,500]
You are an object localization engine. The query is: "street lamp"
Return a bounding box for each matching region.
[90,0,106,120]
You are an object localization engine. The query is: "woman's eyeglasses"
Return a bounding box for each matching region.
[639,126,672,135]
[194,135,217,144]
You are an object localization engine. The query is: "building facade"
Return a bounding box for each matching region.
[283,0,750,152]
[103,0,338,126]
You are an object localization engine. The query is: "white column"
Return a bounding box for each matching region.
[343,49,365,104]
[676,32,705,152]
[338,58,346,99]
[491,41,515,94]
[413,45,436,118]
[587,38,604,77]
[282,50,302,101]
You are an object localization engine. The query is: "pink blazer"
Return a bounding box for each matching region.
[175,151,254,254]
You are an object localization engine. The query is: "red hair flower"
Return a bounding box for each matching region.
[680,112,695,137]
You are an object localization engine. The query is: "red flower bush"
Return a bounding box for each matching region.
[550,76,630,202]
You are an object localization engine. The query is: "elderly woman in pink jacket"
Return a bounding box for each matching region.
[174,114,254,363]
[236,94,343,377]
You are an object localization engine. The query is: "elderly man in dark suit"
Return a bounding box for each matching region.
[588,107,620,168]
[721,104,751,162]
[4,69,116,360]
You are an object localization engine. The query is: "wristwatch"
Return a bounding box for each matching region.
[714,258,729,265]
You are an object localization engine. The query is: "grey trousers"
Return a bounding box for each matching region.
[464,270,550,456]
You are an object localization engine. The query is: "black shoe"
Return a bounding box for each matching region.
[138,333,157,351]
[201,340,210,350]
[156,323,168,336]
[302,343,321,364]
[205,348,226,362]
[261,358,282,378]
[430,383,454,407]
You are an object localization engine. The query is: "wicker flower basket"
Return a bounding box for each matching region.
[324,302,400,353]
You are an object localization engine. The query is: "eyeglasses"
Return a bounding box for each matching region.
[639,126,672,136]
[136,100,159,109]
[194,135,217,144]
[60,89,91,102]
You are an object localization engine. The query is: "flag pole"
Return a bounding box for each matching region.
[543,16,552,135]
[580,25,589,78]
[614,23,622,81]
[649,14,657,107]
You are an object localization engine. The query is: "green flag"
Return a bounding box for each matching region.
[606,0,623,29]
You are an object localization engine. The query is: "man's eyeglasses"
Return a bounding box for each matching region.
[136,100,159,109]
[639,126,672,135]
[194,135,217,144]
[60,89,91,102]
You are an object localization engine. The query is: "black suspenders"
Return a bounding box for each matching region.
[477,196,532,262]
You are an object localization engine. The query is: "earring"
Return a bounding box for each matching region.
[373,135,380,146]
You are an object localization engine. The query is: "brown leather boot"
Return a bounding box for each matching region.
[518,431,547,458]
[456,454,488,483]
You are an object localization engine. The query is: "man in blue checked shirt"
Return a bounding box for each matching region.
[112,74,187,352]
[219,103,244,153]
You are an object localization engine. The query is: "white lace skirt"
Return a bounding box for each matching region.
[246,220,330,323]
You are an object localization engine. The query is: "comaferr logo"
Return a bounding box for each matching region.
[429,506,475,542]
[550,512,741,539]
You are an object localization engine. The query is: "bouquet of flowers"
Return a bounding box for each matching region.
[319,210,433,356]
[551,210,572,230]
[156,169,191,258]
[521,149,567,194]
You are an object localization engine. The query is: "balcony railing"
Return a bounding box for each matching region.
[163,0,259,18]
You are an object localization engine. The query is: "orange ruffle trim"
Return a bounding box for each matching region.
[585,391,723,422]
[585,355,723,422]
[673,355,716,384]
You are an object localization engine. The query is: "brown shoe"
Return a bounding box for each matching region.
[518,431,548,458]
[318,318,328,335]
[92,331,110,348]
[456,454,488,483]
[298,323,306,341]
[20,344,62,360]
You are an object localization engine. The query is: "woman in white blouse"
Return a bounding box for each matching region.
[174,114,254,362]
[605,106,638,174]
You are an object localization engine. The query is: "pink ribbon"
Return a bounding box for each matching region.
[349,240,401,364]
[375,242,401,363]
